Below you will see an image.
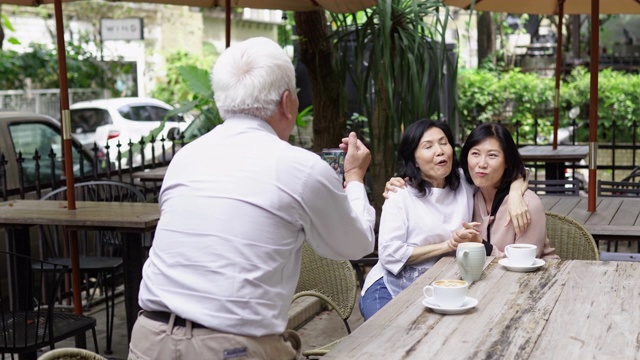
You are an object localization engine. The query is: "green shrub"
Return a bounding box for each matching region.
[457,67,640,143]
[0,42,131,94]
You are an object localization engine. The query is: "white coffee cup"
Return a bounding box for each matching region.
[504,244,537,266]
[423,279,469,308]
[456,242,486,282]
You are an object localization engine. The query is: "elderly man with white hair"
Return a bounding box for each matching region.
[128,37,376,360]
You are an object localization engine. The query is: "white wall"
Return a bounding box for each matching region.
[5,6,281,97]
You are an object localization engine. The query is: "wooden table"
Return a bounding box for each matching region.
[541,195,640,242]
[325,257,640,359]
[132,166,167,183]
[0,200,159,342]
[132,166,168,197]
[519,145,589,180]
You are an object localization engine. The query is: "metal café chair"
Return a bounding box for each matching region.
[0,250,99,359]
[37,180,146,355]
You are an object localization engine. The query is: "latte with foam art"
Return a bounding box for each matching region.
[434,279,467,288]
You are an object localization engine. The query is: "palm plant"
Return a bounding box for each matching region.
[330,0,455,209]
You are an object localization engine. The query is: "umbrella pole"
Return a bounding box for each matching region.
[54,0,82,317]
[588,0,599,212]
[225,0,231,48]
[54,0,76,209]
[552,1,565,150]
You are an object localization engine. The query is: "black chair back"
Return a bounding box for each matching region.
[0,250,98,356]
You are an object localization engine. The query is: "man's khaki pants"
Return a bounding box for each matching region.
[128,312,302,360]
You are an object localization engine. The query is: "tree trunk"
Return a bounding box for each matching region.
[294,11,346,153]
[571,15,581,60]
[477,11,495,67]
[0,5,5,50]
[370,76,394,213]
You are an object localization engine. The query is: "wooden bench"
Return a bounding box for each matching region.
[600,252,640,262]
[528,179,580,196]
[597,180,640,197]
[596,180,640,252]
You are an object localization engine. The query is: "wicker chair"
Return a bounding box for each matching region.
[545,212,599,260]
[292,242,358,359]
[38,348,107,360]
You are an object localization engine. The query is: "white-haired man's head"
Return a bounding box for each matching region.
[212,37,297,135]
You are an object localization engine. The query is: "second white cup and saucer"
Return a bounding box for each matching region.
[499,244,545,272]
[498,258,545,272]
[422,296,479,315]
[422,279,478,315]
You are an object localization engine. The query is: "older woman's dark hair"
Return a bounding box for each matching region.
[459,123,526,190]
[396,119,460,197]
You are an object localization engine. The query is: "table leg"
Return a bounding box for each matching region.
[545,162,564,180]
[66,230,86,350]
[122,232,144,341]
[6,227,30,308]
[6,227,37,360]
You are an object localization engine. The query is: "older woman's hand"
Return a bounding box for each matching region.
[451,222,481,246]
[506,194,531,235]
[383,177,407,199]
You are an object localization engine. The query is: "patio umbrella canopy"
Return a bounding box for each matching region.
[445,0,640,14]
[4,0,376,12]
[442,0,640,212]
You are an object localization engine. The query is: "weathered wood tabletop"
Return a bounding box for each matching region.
[325,257,640,359]
[0,199,159,230]
[518,145,589,162]
[519,145,589,181]
[0,199,160,340]
[541,195,640,241]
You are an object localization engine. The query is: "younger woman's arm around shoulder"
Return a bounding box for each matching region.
[506,175,531,235]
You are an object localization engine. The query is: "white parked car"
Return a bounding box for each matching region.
[70,97,189,167]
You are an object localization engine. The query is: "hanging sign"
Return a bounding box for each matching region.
[100,18,144,41]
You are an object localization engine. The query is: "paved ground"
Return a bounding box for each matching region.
[46,292,364,360]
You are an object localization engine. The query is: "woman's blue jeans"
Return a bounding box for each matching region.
[358,277,393,321]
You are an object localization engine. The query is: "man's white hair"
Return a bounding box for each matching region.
[212,37,296,121]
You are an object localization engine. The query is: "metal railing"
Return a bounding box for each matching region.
[0,135,186,201]
[0,89,108,119]
[508,118,640,183]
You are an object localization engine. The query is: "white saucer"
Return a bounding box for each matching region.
[422,296,478,315]
[499,258,545,272]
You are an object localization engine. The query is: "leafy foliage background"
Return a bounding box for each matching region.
[457,67,640,143]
